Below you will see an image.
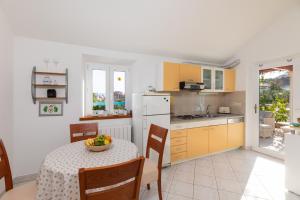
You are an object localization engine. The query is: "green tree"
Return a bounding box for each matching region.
[269,97,289,122]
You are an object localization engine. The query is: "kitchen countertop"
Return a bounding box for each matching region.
[170,114,244,130]
[171,114,244,124]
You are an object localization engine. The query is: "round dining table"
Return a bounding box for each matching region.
[36,138,138,200]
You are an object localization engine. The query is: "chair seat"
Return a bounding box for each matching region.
[1,181,37,200]
[141,158,158,185]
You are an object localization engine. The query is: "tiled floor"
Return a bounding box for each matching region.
[140,149,300,200]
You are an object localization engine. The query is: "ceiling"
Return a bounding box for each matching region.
[1,0,299,63]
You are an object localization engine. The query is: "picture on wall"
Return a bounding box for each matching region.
[39,101,63,116]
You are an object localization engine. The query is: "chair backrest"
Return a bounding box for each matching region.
[70,123,98,143]
[79,156,145,200]
[0,139,13,191]
[145,124,168,170]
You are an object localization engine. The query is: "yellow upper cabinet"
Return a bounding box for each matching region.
[163,62,180,91]
[224,68,236,92]
[179,64,201,82]
[208,125,228,153]
[227,122,244,148]
[187,127,209,158]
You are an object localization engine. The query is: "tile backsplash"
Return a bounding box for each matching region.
[171,91,245,116]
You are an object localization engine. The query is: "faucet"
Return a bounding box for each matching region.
[206,105,211,115]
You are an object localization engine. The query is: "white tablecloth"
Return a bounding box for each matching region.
[36,139,138,200]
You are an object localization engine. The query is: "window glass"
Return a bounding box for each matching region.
[215,70,223,90]
[203,69,212,89]
[113,71,126,110]
[92,70,106,111]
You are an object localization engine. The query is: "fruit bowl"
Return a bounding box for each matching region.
[84,135,112,152]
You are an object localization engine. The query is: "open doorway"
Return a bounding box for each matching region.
[259,65,293,153]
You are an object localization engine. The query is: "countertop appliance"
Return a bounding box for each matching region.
[132,93,171,166]
[285,132,300,195]
[219,107,231,114]
[179,81,205,90]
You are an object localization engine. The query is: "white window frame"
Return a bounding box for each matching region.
[85,63,129,115]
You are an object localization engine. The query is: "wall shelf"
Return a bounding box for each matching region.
[35,97,67,100]
[34,71,67,76]
[33,84,67,88]
[31,66,68,104]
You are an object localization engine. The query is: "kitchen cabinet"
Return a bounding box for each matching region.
[179,63,201,83]
[187,127,209,158]
[170,129,187,162]
[201,67,224,92]
[209,125,228,153]
[227,122,244,148]
[159,62,236,92]
[202,67,213,91]
[162,62,180,91]
[214,68,224,92]
[224,69,236,92]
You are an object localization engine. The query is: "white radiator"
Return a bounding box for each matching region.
[99,125,132,141]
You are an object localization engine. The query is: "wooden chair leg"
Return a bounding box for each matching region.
[147,183,150,190]
[157,179,162,200]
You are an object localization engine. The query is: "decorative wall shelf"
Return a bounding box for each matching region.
[31,66,68,104]
[33,84,67,88]
[34,71,67,76]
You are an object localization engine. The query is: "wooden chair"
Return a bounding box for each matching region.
[141,124,168,200]
[79,156,145,200]
[70,123,98,143]
[0,139,37,200]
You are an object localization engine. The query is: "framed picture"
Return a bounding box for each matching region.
[39,101,63,116]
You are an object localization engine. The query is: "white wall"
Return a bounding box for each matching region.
[233,3,300,147]
[12,37,193,177]
[0,4,13,193]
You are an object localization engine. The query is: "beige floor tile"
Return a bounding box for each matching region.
[242,183,272,200]
[214,168,236,180]
[175,161,195,174]
[167,193,193,200]
[169,180,194,198]
[194,185,219,200]
[218,190,246,200]
[195,165,214,177]
[194,174,217,189]
[217,178,242,194]
[141,189,167,200]
[244,195,271,200]
[195,157,213,167]
[157,150,291,200]
[173,171,194,184]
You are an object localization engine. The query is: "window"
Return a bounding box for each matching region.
[85,64,128,115]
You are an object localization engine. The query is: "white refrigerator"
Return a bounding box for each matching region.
[132,93,171,166]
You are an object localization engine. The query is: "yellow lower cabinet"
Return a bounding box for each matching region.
[209,125,228,153]
[171,129,187,139]
[227,122,244,148]
[187,127,209,158]
[171,152,187,162]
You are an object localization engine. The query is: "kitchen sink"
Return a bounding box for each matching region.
[194,114,222,118]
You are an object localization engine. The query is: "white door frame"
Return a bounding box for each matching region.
[251,58,295,160]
